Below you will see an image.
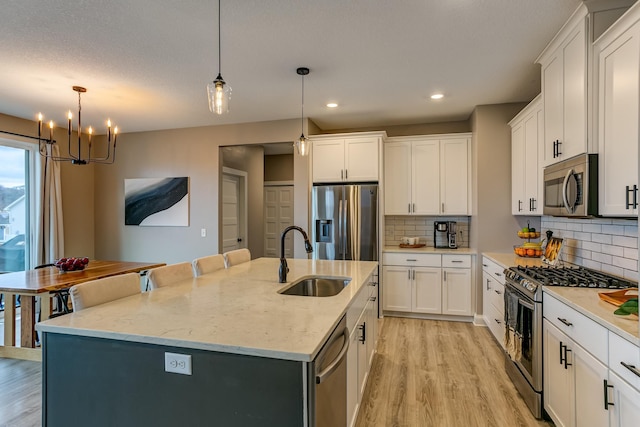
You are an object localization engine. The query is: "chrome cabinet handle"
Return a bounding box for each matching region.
[341,170,344,180]
[486,278,490,291]
[408,203,411,213]
[621,362,640,378]
[345,169,348,180]
[558,317,573,327]
[603,379,614,410]
[441,202,445,213]
[518,200,523,212]
[316,328,350,384]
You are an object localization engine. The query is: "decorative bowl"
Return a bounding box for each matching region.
[54,257,90,272]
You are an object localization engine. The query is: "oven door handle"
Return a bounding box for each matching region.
[518,297,535,311]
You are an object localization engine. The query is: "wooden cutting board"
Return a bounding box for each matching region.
[598,288,638,317]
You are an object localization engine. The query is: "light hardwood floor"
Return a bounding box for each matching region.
[0,358,41,427]
[356,317,553,427]
[0,317,552,427]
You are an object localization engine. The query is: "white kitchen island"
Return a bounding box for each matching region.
[37,258,378,427]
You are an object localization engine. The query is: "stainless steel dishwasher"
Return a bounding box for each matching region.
[312,315,349,427]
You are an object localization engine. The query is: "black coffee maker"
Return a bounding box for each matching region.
[434,221,457,249]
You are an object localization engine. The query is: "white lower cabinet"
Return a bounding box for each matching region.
[543,292,640,427]
[346,275,379,427]
[382,252,473,317]
[481,256,506,347]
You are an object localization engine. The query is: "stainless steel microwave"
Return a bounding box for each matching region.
[543,154,598,217]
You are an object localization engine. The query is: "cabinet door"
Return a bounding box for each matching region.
[365,298,376,369]
[524,109,542,214]
[511,123,526,215]
[441,268,471,316]
[609,371,640,427]
[412,140,440,214]
[598,23,640,216]
[543,320,575,427]
[356,313,368,399]
[440,138,469,215]
[562,24,587,161]
[345,137,379,182]
[384,142,412,215]
[346,328,359,427]
[412,267,442,314]
[382,266,412,312]
[312,139,344,182]
[574,341,609,427]
[542,54,564,166]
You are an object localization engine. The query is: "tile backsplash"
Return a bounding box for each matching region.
[541,216,638,281]
[385,216,470,248]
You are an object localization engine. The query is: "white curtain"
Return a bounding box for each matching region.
[35,144,64,265]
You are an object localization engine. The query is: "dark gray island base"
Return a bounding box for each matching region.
[43,333,306,427]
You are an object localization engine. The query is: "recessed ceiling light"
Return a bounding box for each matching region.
[326,103,338,108]
[430,93,444,100]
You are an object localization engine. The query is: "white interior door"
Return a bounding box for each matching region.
[222,173,243,253]
[264,185,294,257]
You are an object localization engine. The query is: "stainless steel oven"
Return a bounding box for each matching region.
[543,154,598,217]
[503,275,543,419]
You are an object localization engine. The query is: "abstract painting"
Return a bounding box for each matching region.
[124,177,189,226]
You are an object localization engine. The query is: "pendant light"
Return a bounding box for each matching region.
[294,67,310,156]
[207,0,231,114]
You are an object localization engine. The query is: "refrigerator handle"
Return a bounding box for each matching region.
[338,198,343,256]
[342,193,348,258]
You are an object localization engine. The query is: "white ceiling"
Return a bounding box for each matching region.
[0,0,581,135]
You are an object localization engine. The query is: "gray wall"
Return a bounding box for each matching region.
[93,119,309,265]
[470,103,528,315]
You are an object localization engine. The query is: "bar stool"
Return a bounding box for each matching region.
[69,273,141,311]
[192,254,225,277]
[223,249,251,268]
[147,262,194,290]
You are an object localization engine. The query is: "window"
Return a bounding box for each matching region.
[0,141,34,272]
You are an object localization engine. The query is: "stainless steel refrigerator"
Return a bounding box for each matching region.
[311,184,378,261]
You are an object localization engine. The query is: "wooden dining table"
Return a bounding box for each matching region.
[0,260,165,360]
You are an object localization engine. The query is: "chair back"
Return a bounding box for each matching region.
[69,273,140,311]
[223,248,251,268]
[148,262,194,289]
[192,254,225,277]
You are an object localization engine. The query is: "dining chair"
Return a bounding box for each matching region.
[147,262,194,290]
[69,273,141,311]
[192,254,226,277]
[223,248,251,268]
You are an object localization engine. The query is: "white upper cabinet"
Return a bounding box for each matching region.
[594,4,640,216]
[537,5,589,167]
[510,95,543,215]
[311,132,383,183]
[384,134,471,215]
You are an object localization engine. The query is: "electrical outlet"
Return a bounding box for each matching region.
[201,228,206,237]
[164,352,192,375]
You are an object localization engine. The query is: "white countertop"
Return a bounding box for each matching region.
[483,252,639,346]
[37,258,378,362]
[384,246,476,255]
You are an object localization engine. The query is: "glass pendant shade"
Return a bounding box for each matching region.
[207,74,231,115]
[295,134,310,156]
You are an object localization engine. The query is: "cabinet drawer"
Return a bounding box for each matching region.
[609,333,640,391]
[485,302,506,349]
[543,293,608,363]
[347,285,369,333]
[487,281,505,314]
[382,252,441,267]
[482,256,506,284]
[442,254,471,268]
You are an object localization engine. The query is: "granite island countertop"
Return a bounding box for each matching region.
[37,258,378,362]
[483,252,639,346]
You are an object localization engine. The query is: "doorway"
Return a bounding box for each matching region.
[264,184,294,257]
[221,167,247,254]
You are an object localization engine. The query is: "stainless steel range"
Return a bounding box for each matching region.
[502,265,636,419]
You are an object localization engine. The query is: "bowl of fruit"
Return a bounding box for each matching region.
[54,257,90,272]
[517,227,541,239]
[514,243,543,258]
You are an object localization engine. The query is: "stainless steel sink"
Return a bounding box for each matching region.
[279,276,351,297]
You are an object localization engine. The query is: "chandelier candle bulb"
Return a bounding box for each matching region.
[37,113,42,138]
[49,120,53,140]
[107,119,111,141]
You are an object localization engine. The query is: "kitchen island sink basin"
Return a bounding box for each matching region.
[279,276,351,297]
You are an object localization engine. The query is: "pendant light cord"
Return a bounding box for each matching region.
[218,0,222,76]
[300,73,304,134]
